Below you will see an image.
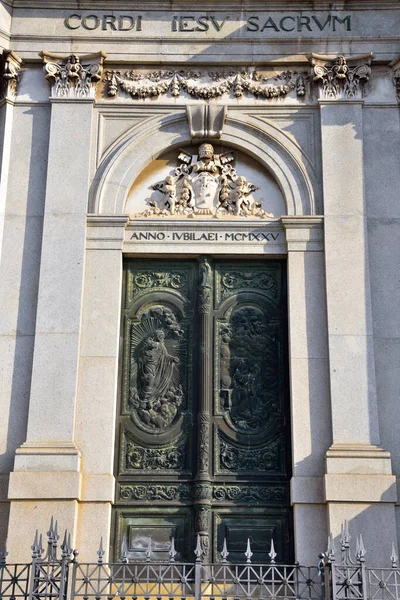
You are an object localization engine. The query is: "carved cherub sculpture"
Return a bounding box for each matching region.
[233,175,258,215]
[153,174,177,214]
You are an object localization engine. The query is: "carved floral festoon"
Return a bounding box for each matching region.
[104,68,307,100]
[310,53,372,100]
[137,143,274,219]
[41,52,106,99]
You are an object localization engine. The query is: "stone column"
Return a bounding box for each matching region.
[311,54,397,558]
[282,216,331,565]
[7,52,106,561]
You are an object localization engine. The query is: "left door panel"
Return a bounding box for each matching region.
[114,260,197,561]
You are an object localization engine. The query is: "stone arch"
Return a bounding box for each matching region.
[90,110,320,216]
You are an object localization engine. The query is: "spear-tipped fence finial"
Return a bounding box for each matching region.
[97,537,105,564]
[169,537,177,563]
[269,539,277,564]
[327,533,336,563]
[221,538,229,564]
[61,529,72,559]
[391,543,398,569]
[31,530,39,559]
[47,517,54,540]
[356,534,366,564]
[245,538,253,564]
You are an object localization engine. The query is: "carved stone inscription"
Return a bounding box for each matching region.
[65,12,352,34]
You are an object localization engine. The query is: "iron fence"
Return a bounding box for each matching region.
[0,519,399,600]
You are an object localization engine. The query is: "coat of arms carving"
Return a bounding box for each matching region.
[136,143,274,219]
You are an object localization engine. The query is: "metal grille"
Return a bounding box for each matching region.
[1,518,400,600]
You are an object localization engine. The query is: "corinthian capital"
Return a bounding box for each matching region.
[0,50,22,101]
[389,56,400,103]
[309,53,372,100]
[40,51,106,99]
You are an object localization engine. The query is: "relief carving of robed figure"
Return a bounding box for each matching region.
[129,308,184,433]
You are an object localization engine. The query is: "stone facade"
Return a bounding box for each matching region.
[1,0,400,566]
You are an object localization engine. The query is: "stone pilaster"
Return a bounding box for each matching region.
[309,54,397,561]
[282,216,329,565]
[7,51,106,561]
[0,49,22,548]
[74,215,127,561]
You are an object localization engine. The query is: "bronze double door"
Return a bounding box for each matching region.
[114,258,292,563]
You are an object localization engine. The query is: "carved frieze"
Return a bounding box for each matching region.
[0,51,22,101]
[217,433,283,473]
[310,53,372,100]
[125,437,187,471]
[212,485,286,503]
[219,269,277,301]
[104,67,307,100]
[120,484,192,501]
[41,51,106,99]
[134,143,274,219]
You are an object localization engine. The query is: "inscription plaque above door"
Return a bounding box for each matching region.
[114,258,292,562]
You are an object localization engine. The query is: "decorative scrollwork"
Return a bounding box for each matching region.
[132,270,188,291]
[221,271,276,296]
[125,439,186,471]
[218,435,283,473]
[120,484,192,501]
[104,68,307,101]
[212,485,286,502]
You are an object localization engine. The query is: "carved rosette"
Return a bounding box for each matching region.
[390,57,400,103]
[0,51,22,101]
[310,53,372,100]
[40,51,106,99]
